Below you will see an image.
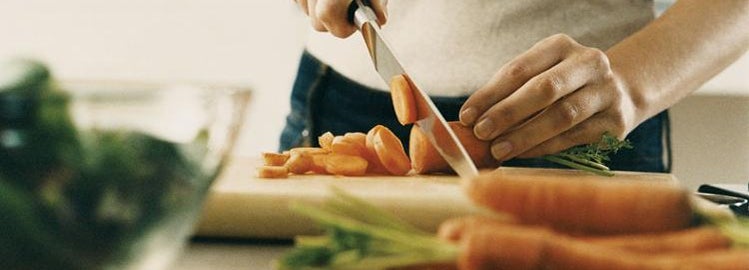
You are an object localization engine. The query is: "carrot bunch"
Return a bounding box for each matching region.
[277,173,749,270]
[439,174,749,270]
[257,125,413,178]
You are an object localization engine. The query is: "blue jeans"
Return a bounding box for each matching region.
[280,51,671,173]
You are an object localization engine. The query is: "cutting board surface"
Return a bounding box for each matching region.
[194,157,677,239]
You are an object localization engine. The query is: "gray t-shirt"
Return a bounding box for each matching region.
[306,0,654,96]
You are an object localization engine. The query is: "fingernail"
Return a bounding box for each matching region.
[491,141,513,160]
[475,118,495,139]
[460,107,478,125]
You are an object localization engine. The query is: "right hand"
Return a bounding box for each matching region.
[294,0,388,38]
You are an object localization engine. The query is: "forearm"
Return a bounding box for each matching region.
[607,0,749,124]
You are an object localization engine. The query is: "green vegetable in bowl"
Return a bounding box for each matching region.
[0,59,214,269]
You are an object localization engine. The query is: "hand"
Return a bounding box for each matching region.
[294,0,388,38]
[459,34,639,161]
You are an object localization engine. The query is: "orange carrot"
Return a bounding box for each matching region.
[584,227,731,254]
[390,74,418,125]
[371,125,412,176]
[262,152,290,166]
[330,135,366,157]
[464,173,694,235]
[325,154,368,176]
[256,166,289,179]
[309,153,329,174]
[456,224,749,270]
[289,147,330,156]
[285,151,313,174]
[365,126,390,174]
[439,216,730,255]
[318,132,334,150]
[410,121,498,174]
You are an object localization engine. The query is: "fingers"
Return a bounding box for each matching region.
[486,84,612,160]
[307,0,327,32]
[300,0,389,38]
[459,34,577,127]
[438,216,517,242]
[472,50,603,142]
[316,0,357,38]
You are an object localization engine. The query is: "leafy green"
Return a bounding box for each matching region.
[276,187,458,270]
[543,132,632,176]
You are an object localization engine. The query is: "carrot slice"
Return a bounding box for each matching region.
[365,126,390,174]
[256,166,289,179]
[289,147,330,156]
[285,151,313,174]
[262,152,290,166]
[330,136,366,157]
[372,126,412,176]
[389,74,418,125]
[318,132,335,150]
[325,154,368,176]
[309,153,330,174]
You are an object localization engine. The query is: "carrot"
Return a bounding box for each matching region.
[325,154,368,176]
[309,153,329,174]
[256,166,289,179]
[262,152,290,166]
[464,173,694,235]
[390,74,418,125]
[285,151,313,174]
[440,216,730,255]
[410,121,498,174]
[584,227,732,254]
[330,136,365,156]
[289,147,330,156]
[371,125,412,176]
[457,224,749,270]
[318,132,334,150]
[365,126,390,174]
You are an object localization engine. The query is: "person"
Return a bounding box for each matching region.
[280,0,749,173]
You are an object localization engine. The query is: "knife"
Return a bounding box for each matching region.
[347,0,479,179]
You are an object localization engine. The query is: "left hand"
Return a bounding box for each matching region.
[459,34,639,161]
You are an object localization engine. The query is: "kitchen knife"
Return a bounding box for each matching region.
[348,0,479,179]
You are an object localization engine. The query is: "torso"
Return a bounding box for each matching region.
[306,0,654,96]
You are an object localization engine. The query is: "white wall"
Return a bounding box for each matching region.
[1,0,747,189]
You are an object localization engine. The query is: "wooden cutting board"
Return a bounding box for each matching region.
[193,156,677,239]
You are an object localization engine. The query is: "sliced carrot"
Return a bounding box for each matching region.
[289,147,330,156]
[318,132,335,150]
[365,126,390,174]
[410,121,498,174]
[324,154,368,176]
[465,174,694,235]
[285,151,313,174]
[390,74,418,125]
[256,166,289,179]
[372,125,412,176]
[262,152,290,166]
[309,153,330,174]
[330,136,366,157]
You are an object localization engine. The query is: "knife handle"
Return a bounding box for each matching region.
[347,0,378,29]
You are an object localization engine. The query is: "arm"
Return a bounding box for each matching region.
[609,0,749,122]
[459,0,749,161]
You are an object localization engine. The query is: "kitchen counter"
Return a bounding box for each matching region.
[172,238,292,270]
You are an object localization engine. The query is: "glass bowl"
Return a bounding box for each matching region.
[0,79,250,270]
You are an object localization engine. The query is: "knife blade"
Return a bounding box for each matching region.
[348,0,479,179]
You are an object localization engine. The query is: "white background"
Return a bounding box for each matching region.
[1,0,747,188]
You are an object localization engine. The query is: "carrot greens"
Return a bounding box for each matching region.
[276,187,457,270]
[544,132,632,176]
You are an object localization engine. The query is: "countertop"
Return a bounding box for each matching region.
[172,238,292,270]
